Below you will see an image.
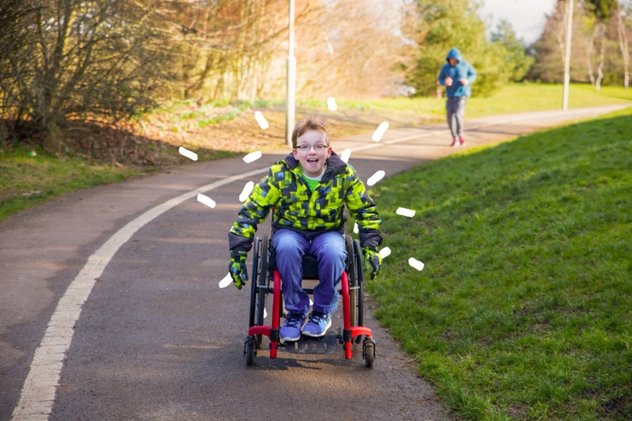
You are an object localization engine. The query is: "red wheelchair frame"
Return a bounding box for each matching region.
[244,234,376,367]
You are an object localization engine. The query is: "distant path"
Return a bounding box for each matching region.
[1,104,627,420]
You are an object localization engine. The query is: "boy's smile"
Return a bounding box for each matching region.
[293,129,332,177]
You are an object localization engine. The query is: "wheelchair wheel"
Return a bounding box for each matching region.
[353,239,365,328]
[254,236,269,347]
[345,236,360,329]
[249,236,269,348]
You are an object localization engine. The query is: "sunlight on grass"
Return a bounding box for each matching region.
[366,108,632,420]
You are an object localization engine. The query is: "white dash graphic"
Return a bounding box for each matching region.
[340,148,351,163]
[179,146,198,161]
[379,247,391,259]
[239,181,254,202]
[396,207,415,218]
[327,96,337,111]
[254,111,269,130]
[367,170,385,186]
[353,222,359,234]
[408,258,425,271]
[243,151,262,163]
[197,193,216,209]
[219,273,232,288]
[324,33,334,55]
[372,121,389,142]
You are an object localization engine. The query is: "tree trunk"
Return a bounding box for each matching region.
[585,31,596,85]
[618,13,630,89]
[594,23,605,91]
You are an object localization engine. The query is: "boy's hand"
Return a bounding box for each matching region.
[444,76,453,86]
[363,247,382,280]
[459,78,468,86]
[229,250,248,289]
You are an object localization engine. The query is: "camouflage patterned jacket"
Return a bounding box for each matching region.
[228,152,381,253]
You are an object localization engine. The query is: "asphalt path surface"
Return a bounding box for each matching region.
[1,105,627,420]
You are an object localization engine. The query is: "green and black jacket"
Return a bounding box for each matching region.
[229,152,382,253]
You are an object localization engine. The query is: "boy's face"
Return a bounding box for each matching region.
[448,58,458,66]
[292,129,331,177]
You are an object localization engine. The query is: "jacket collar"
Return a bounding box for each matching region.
[281,151,347,180]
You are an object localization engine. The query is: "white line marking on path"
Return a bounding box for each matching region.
[11,167,268,421]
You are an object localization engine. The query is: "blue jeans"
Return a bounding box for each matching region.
[271,229,346,315]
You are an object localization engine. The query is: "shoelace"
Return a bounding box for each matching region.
[308,313,328,324]
[285,314,303,327]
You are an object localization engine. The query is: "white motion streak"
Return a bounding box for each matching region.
[379,247,392,259]
[178,146,198,161]
[327,96,337,111]
[367,170,385,187]
[254,111,269,130]
[239,181,254,202]
[339,148,351,163]
[408,257,425,271]
[243,151,262,163]
[396,207,415,218]
[372,121,389,142]
[219,273,232,288]
[197,193,216,209]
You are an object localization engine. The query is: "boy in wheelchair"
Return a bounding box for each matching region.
[228,117,382,342]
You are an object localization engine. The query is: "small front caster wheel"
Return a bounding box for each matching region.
[363,339,376,368]
[244,336,256,366]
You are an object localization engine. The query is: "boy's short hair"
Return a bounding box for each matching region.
[291,117,328,148]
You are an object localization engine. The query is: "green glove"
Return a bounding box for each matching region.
[363,247,382,280]
[229,250,248,289]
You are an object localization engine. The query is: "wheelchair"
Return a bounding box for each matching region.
[243,233,376,367]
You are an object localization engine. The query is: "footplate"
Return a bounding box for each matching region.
[279,332,341,354]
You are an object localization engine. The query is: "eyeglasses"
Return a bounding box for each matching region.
[295,144,328,152]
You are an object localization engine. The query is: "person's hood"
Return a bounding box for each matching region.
[446,48,462,63]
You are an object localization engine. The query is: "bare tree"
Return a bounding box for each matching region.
[1,0,169,150]
[617,9,630,88]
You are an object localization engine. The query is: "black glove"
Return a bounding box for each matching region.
[229,250,248,289]
[362,246,382,280]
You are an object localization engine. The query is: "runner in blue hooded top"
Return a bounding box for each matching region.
[437,48,476,147]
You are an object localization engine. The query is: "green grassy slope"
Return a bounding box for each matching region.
[367,108,632,420]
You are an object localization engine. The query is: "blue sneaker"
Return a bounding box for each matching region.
[280,312,305,342]
[301,312,332,337]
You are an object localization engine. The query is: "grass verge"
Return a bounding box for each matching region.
[367,108,632,420]
[0,146,144,220]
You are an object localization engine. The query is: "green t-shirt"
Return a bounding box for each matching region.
[300,165,325,191]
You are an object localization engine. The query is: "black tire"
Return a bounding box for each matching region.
[245,336,256,366]
[254,236,269,347]
[345,235,359,329]
[353,239,365,328]
[248,239,261,328]
[363,339,375,368]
